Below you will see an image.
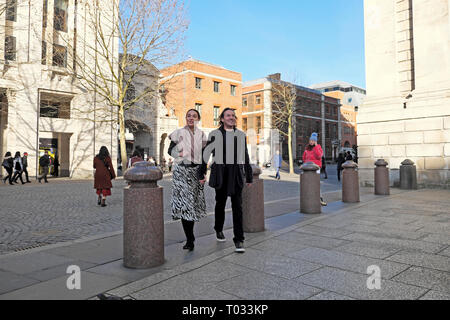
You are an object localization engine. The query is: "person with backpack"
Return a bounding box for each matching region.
[12,152,25,185]
[38,150,50,183]
[94,146,116,207]
[2,152,14,185]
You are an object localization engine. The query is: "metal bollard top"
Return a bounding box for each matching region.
[401,159,415,166]
[342,160,358,169]
[124,161,162,187]
[375,159,388,167]
[300,162,320,171]
[250,164,262,177]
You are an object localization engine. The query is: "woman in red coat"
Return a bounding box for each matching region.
[94,146,116,207]
[302,133,327,206]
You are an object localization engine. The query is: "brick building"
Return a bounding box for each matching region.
[242,74,341,165]
[160,58,242,135]
[310,81,366,152]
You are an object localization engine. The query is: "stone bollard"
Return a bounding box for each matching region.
[400,159,417,190]
[374,159,390,195]
[300,162,321,214]
[242,165,264,233]
[342,160,360,203]
[123,161,164,269]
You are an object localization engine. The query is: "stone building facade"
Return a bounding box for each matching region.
[0,0,118,179]
[358,0,450,188]
[242,74,341,165]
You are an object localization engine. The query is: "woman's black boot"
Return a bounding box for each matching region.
[183,241,194,251]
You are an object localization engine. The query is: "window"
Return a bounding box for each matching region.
[326,106,330,114]
[43,0,48,28]
[6,0,17,21]
[4,36,16,61]
[230,85,236,96]
[316,121,320,133]
[52,44,67,67]
[214,81,220,93]
[256,116,261,133]
[243,118,247,132]
[326,123,330,138]
[348,97,352,104]
[42,41,47,65]
[213,106,220,126]
[40,98,71,119]
[242,97,247,107]
[255,94,261,104]
[333,124,337,139]
[195,77,202,89]
[195,103,202,115]
[54,0,68,32]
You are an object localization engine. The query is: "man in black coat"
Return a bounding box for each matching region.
[38,151,50,183]
[198,108,252,253]
[22,152,31,183]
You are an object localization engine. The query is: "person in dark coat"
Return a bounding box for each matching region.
[94,146,116,207]
[346,151,353,161]
[320,155,328,179]
[2,152,14,185]
[336,153,345,182]
[198,108,253,253]
[38,150,50,183]
[21,152,31,183]
[12,151,25,184]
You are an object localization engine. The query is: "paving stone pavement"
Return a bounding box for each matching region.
[0,172,344,255]
[1,188,448,300]
[101,189,450,301]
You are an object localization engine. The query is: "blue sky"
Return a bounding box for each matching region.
[185,0,366,88]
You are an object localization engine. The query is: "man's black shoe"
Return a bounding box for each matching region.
[183,242,194,251]
[234,242,245,253]
[216,231,226,242]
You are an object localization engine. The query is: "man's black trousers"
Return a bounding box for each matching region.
[214,186,244,244]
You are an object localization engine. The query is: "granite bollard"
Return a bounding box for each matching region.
[400,159,418,190]
[123,162,164,269]
[374,159,390,195]
[242,165,264,233]
[300,162,321,214]
[342,160,360,203]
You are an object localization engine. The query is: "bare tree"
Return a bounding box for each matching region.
[271,80,297,174]
[59,0,188,168]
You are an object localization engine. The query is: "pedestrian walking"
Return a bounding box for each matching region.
[94,146,116,207]
[127,150,142,169]
[38,150,50,183]
[198,108,253,253]
[168,109,207,251]
[2,152,14,185]
[53,156,59,177]
[321,156,328,179]
[336,152,345,182]
[302,133,327,206]
[346,151,353,161]
[273,150,282,180]
[21,152,31,183]
[12,152,25,185]
[168,157,173,172]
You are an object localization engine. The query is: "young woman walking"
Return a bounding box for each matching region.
[12,152,25,185]
[168,109,207,251]
[94,146,116,207]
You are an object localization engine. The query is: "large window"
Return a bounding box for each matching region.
[40,97,71,119]
[4,36,16,61]
[195,103,202,115]
[52,44,67,67]
[6,0,17,21]
[54,0,68,32]
[213,106,220,126]
[325,123,330,138]
[242,97,247,107]
[255,94,261,105]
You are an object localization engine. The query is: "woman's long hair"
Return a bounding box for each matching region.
[97,146,110,160]
[4,151,11,157]
[14,151,21,159]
